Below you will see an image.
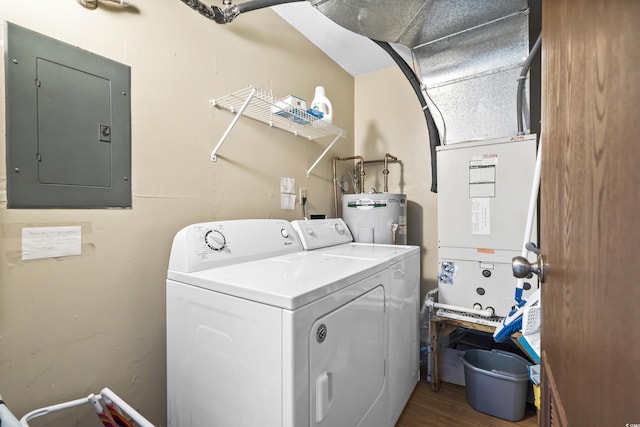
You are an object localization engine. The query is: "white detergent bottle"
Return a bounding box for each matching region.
[310,86,333,123]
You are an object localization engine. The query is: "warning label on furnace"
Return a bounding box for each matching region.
[471,198,491,235]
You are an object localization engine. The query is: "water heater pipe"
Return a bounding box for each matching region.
[383,153,398,193]
[391,223,399,245]
[424,294,494,318]
[363,154,401,193]
[332,156,365,217]
[362,157,400,165]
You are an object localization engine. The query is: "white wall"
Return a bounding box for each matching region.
[0,1,354,425]
[354,66,439,298]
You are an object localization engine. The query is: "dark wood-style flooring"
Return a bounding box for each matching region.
[396,381,539,427]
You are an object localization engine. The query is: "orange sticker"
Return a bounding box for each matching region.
[477,248,495,254]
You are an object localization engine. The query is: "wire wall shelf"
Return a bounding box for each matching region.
[210,86,346,176]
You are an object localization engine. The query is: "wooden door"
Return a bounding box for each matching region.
[541,0,640,425]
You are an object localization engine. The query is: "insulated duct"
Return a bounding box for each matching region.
[179,0,302,24]
[372,40,440,193]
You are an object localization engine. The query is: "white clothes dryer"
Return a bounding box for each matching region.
[166,219,419,427]
[291,219,421,425]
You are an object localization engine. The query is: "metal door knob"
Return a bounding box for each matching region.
[512,253,546,283]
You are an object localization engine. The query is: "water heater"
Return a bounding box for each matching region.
[341,193,407,245]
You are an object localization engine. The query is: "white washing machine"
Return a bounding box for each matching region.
[166,219,419,427]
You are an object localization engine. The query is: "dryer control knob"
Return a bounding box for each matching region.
[280,228,289,238]
[334,223,345,234]
[306,228,314,235]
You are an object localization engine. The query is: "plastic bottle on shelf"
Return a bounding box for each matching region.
[310,86,333,123]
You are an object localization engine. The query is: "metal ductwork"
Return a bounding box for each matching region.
[310,0,526,48]
[311,0,535,143]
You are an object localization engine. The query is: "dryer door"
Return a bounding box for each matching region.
[309,285,387,427]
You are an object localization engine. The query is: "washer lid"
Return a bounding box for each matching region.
[168,251,385,310]
[313,242,420,262]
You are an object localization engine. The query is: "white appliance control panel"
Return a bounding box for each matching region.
[168,219,302,273]
[291,218,353,250]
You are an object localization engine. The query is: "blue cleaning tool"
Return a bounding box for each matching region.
[494,290,540,342]
[496,290,540,341]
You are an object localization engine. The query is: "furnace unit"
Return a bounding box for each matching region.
[436,135,538,318]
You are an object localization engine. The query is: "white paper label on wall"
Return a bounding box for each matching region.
[280,177,295,194]
[280,194,296,210]
[22,226,82,260]
[471,198,491,235]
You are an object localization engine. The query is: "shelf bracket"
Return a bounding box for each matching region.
[211,87,257,161]
[306,130,344,177]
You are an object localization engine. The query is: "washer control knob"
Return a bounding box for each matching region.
[473,303,483,311]
[306,228,314,235]
[280,228,289,239]
[334,223,345,234]
[205,229,226,251]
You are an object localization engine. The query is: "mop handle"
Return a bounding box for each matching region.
[522,136,543,258]
[515,135,543,304]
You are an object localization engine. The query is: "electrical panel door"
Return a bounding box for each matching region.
[4,22,131,208]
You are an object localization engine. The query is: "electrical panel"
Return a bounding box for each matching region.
[4,22,131,208]
[436,135,538,317]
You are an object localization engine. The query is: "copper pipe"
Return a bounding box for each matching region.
[383,153,398,193]
[358,159,365,193]
[362,158,399,165]
[332,157,338,217]
[362,154,400,193]
[332,155,365,217]
[391,223,399,245]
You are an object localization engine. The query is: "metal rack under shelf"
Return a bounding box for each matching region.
[210,86,346,176]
